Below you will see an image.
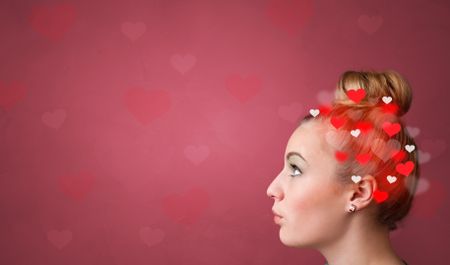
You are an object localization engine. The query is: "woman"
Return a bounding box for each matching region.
[266,70,419,265]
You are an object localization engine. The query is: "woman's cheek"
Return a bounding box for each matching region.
[293,188,320,212]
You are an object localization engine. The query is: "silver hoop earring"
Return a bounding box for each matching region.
[348,204,357,212]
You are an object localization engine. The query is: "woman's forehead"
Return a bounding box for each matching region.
[286,121,333,160]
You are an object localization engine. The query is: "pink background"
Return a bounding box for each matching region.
[1,0,449,264]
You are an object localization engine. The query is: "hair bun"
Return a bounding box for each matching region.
[333,69,413,117]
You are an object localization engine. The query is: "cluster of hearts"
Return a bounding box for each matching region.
[308,88,415,204]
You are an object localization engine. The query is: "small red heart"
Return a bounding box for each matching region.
[318,105,331,116]
[381,103,399,115]
[373,190,389,203]
[335,151,348,162]
[391,150,407,162]
[331,116,346,129]
[355,121,373,133]
[396,160,414,176]
[382,122,401,137]
[346,88,366,103]
[356,153,371,164]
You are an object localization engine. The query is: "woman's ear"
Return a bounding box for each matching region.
[348,174,377,210]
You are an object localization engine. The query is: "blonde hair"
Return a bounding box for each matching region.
[301,69,420,231]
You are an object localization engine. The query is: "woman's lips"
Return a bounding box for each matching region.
[273,215,283,224]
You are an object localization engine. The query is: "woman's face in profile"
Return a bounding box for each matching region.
[267,120,351,248]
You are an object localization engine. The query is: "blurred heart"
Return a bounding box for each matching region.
[356,153,371,165]
[29,3,76,42]
[139,226,165,247]
[357,14,383,34]
[373,190,389,203]
[184,144,210,165]
[121,21,146,42]
[42,108,66,129]
[47,229,72,249]
[170,53,197,74]
[335,151,348,162]
[0,80,27,111]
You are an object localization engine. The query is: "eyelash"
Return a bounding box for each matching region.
[289,163,303,177]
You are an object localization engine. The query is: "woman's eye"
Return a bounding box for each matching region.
[289,163,302,177]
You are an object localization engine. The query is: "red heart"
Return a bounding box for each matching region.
[335,151,348,162]
[346,88,366,103]
[355,121,373,133]
[396,161,414,176]
[392,150,407,162]
[356,153,371,164]
[0,80,27,111]
[318,105,331,116]
[265,0,314,36]
[382,122,401,137]
[373,190,389,203]
[381,103,399,115]
[28,3,77,42]
[331,116,346,129]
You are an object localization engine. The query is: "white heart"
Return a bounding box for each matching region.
[309,109,320,117]
[351,175,362,183]
[387,175,397,184]
[382,96,392,104]
[350,129,361,137]
[405,144,415,153]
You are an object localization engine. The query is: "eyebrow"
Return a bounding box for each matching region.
[286,151,308,164]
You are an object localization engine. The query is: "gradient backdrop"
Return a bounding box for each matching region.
[0,0,449,264]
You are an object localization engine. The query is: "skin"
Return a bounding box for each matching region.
[266,120,406,265]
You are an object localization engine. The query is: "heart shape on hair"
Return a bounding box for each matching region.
[382,122,401,137]
[350,129,361,137]
[346,88,366,103]
[405,144,415,153]
[373,190,389,203]
[386,175,397,184]
[309,108,319,117]
[356,153,371,164]
[371,138,401,162]
[396,161,414,176]
[381,103,399,115]
[351,175,362,183]
[318,105,331,116]
[331,116,346,129]
[335,151,348,162]
[382,96,392,104]
[392,150,407,162]
[355,121,373,133]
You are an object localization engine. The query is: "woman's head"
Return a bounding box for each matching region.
[267,69,420,248]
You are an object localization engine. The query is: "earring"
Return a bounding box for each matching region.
[348,204,357,212]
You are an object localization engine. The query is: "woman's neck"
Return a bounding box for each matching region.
[318,218,404,265]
